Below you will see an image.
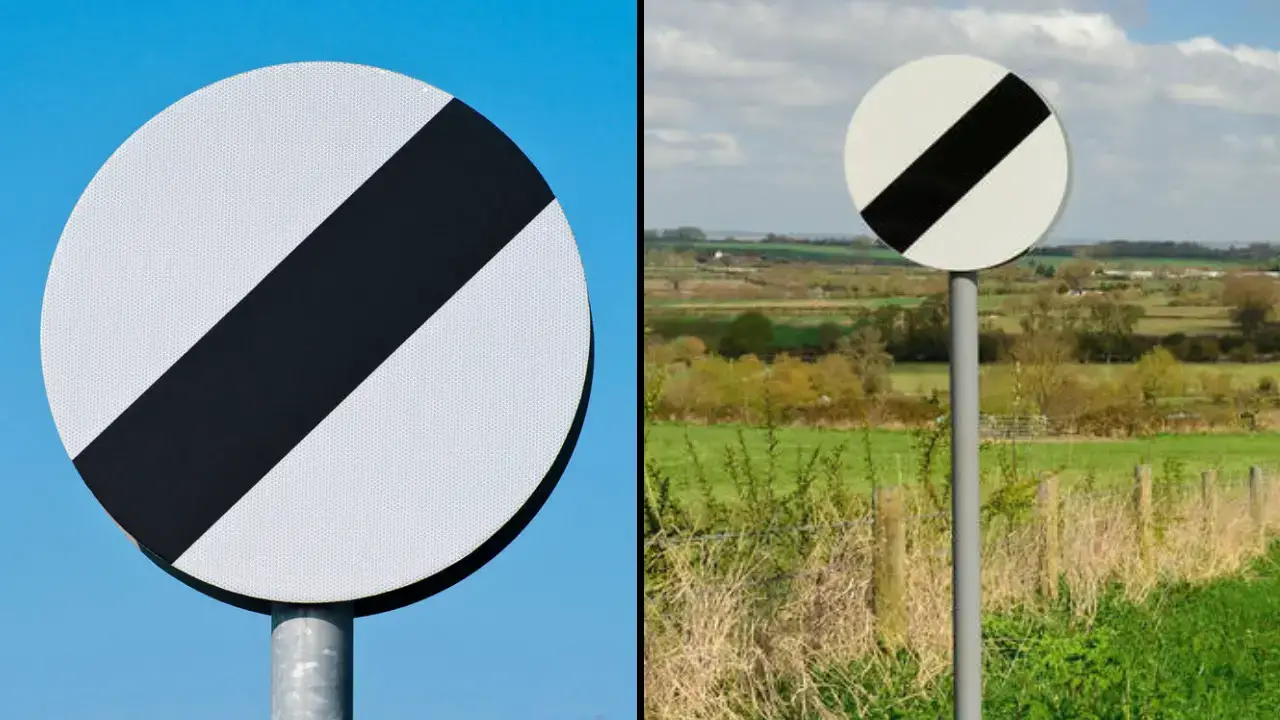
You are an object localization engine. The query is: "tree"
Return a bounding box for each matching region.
[987,263,1025,294]
[1017,288,1069,335]
[765,355,818,413]
[1130,346,1183,405]
[660,226,706,243]
[1057,259,1099,292]
[668,336,707,364]
[1186,336,1222,363]
[726,355,767,421]
[719,311,774,358]
[1084,293,1145,362]
[1223,274,1279,338]
[1008,327,1076,418]
[817,322,844,353]
[838,324,893,395]
[809,354,864,413]
[902,294,949,360]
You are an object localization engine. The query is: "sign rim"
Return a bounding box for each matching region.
[844,53,1073,272]
[40,60,595,615]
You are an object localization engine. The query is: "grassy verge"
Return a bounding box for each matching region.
[643,403,1280,719]
[643,480,1279,720]
[801,542,1280,719]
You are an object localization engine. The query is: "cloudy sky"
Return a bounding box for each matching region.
[644,0,1280,243]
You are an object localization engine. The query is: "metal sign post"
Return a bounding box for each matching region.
[41,62,594,720]
[271,603,354,719]
[949,271,981,719]
[843,54,1071,719]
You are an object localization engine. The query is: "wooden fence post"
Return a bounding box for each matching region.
[1134,464,1153,562]
[874,485,907,649]
[1250,466,1266,548]
[1037,472,1060,600]
[1201,469,1218,538]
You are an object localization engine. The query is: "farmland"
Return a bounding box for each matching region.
[887,360,1280,396]
[646,422,1280,500]
[642,233,1280,485]
[642,232,1280,718]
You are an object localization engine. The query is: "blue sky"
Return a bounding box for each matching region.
[0,2,636,718]
[1132,0,1279,46]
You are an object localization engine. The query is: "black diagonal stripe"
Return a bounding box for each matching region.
[73,98,555,563]
[859,72,1050,253]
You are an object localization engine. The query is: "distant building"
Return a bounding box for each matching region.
[1100,269,1154,280]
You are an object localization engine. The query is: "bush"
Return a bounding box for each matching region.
[1199,371,1235,405]
[1260,376,1277,396]
[668,335,707,363]
[1230,341,1258,363]
[816,321,844,353]
[1130,346,1184,404]
[808,354,865,415]
[719,311,774,358]
[764,355,818,419]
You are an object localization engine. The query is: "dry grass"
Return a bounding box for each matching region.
[643,479,1280,720]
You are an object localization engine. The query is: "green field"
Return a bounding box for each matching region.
[647,422,1280,499]
[654,240,1261,270]
[667,240,906,262]
[645,289,1238,336]
[887,361,1280,396]
[1017,252,1256,270]
[645,296,931,309]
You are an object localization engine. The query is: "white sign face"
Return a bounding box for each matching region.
[41,62,593,616]
[844,54,1071,272]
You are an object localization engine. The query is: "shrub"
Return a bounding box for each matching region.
[764,355,818,419]
[1259,376,1277,396]
[1199,371,1235,405]
[1130,346,1184,404]
[808,354,865,417]
[668,335,707,363]
[1230,341,1258,363]
[720,311,774,358]
[816,321,844,352]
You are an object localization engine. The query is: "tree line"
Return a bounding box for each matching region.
[647,276,1280,366]
[644,227,1280,266]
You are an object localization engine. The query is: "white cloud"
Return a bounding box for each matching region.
[644,94,696,123]
[644,26,789,78]
[644,129,747,168]
[643,0,1280,243]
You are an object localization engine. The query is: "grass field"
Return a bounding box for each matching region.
[1017,252,1257,270]
[644,289,1238,336]
[646,422,1280,499]
[657,240,908,262]
[653,240,1261,270]
[887,361,1280,396]
[644,296,931,309]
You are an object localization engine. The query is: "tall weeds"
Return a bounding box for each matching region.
[643,407,1280,719]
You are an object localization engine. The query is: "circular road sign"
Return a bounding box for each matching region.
[41,61,593,617]
[843,54,1070,272]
